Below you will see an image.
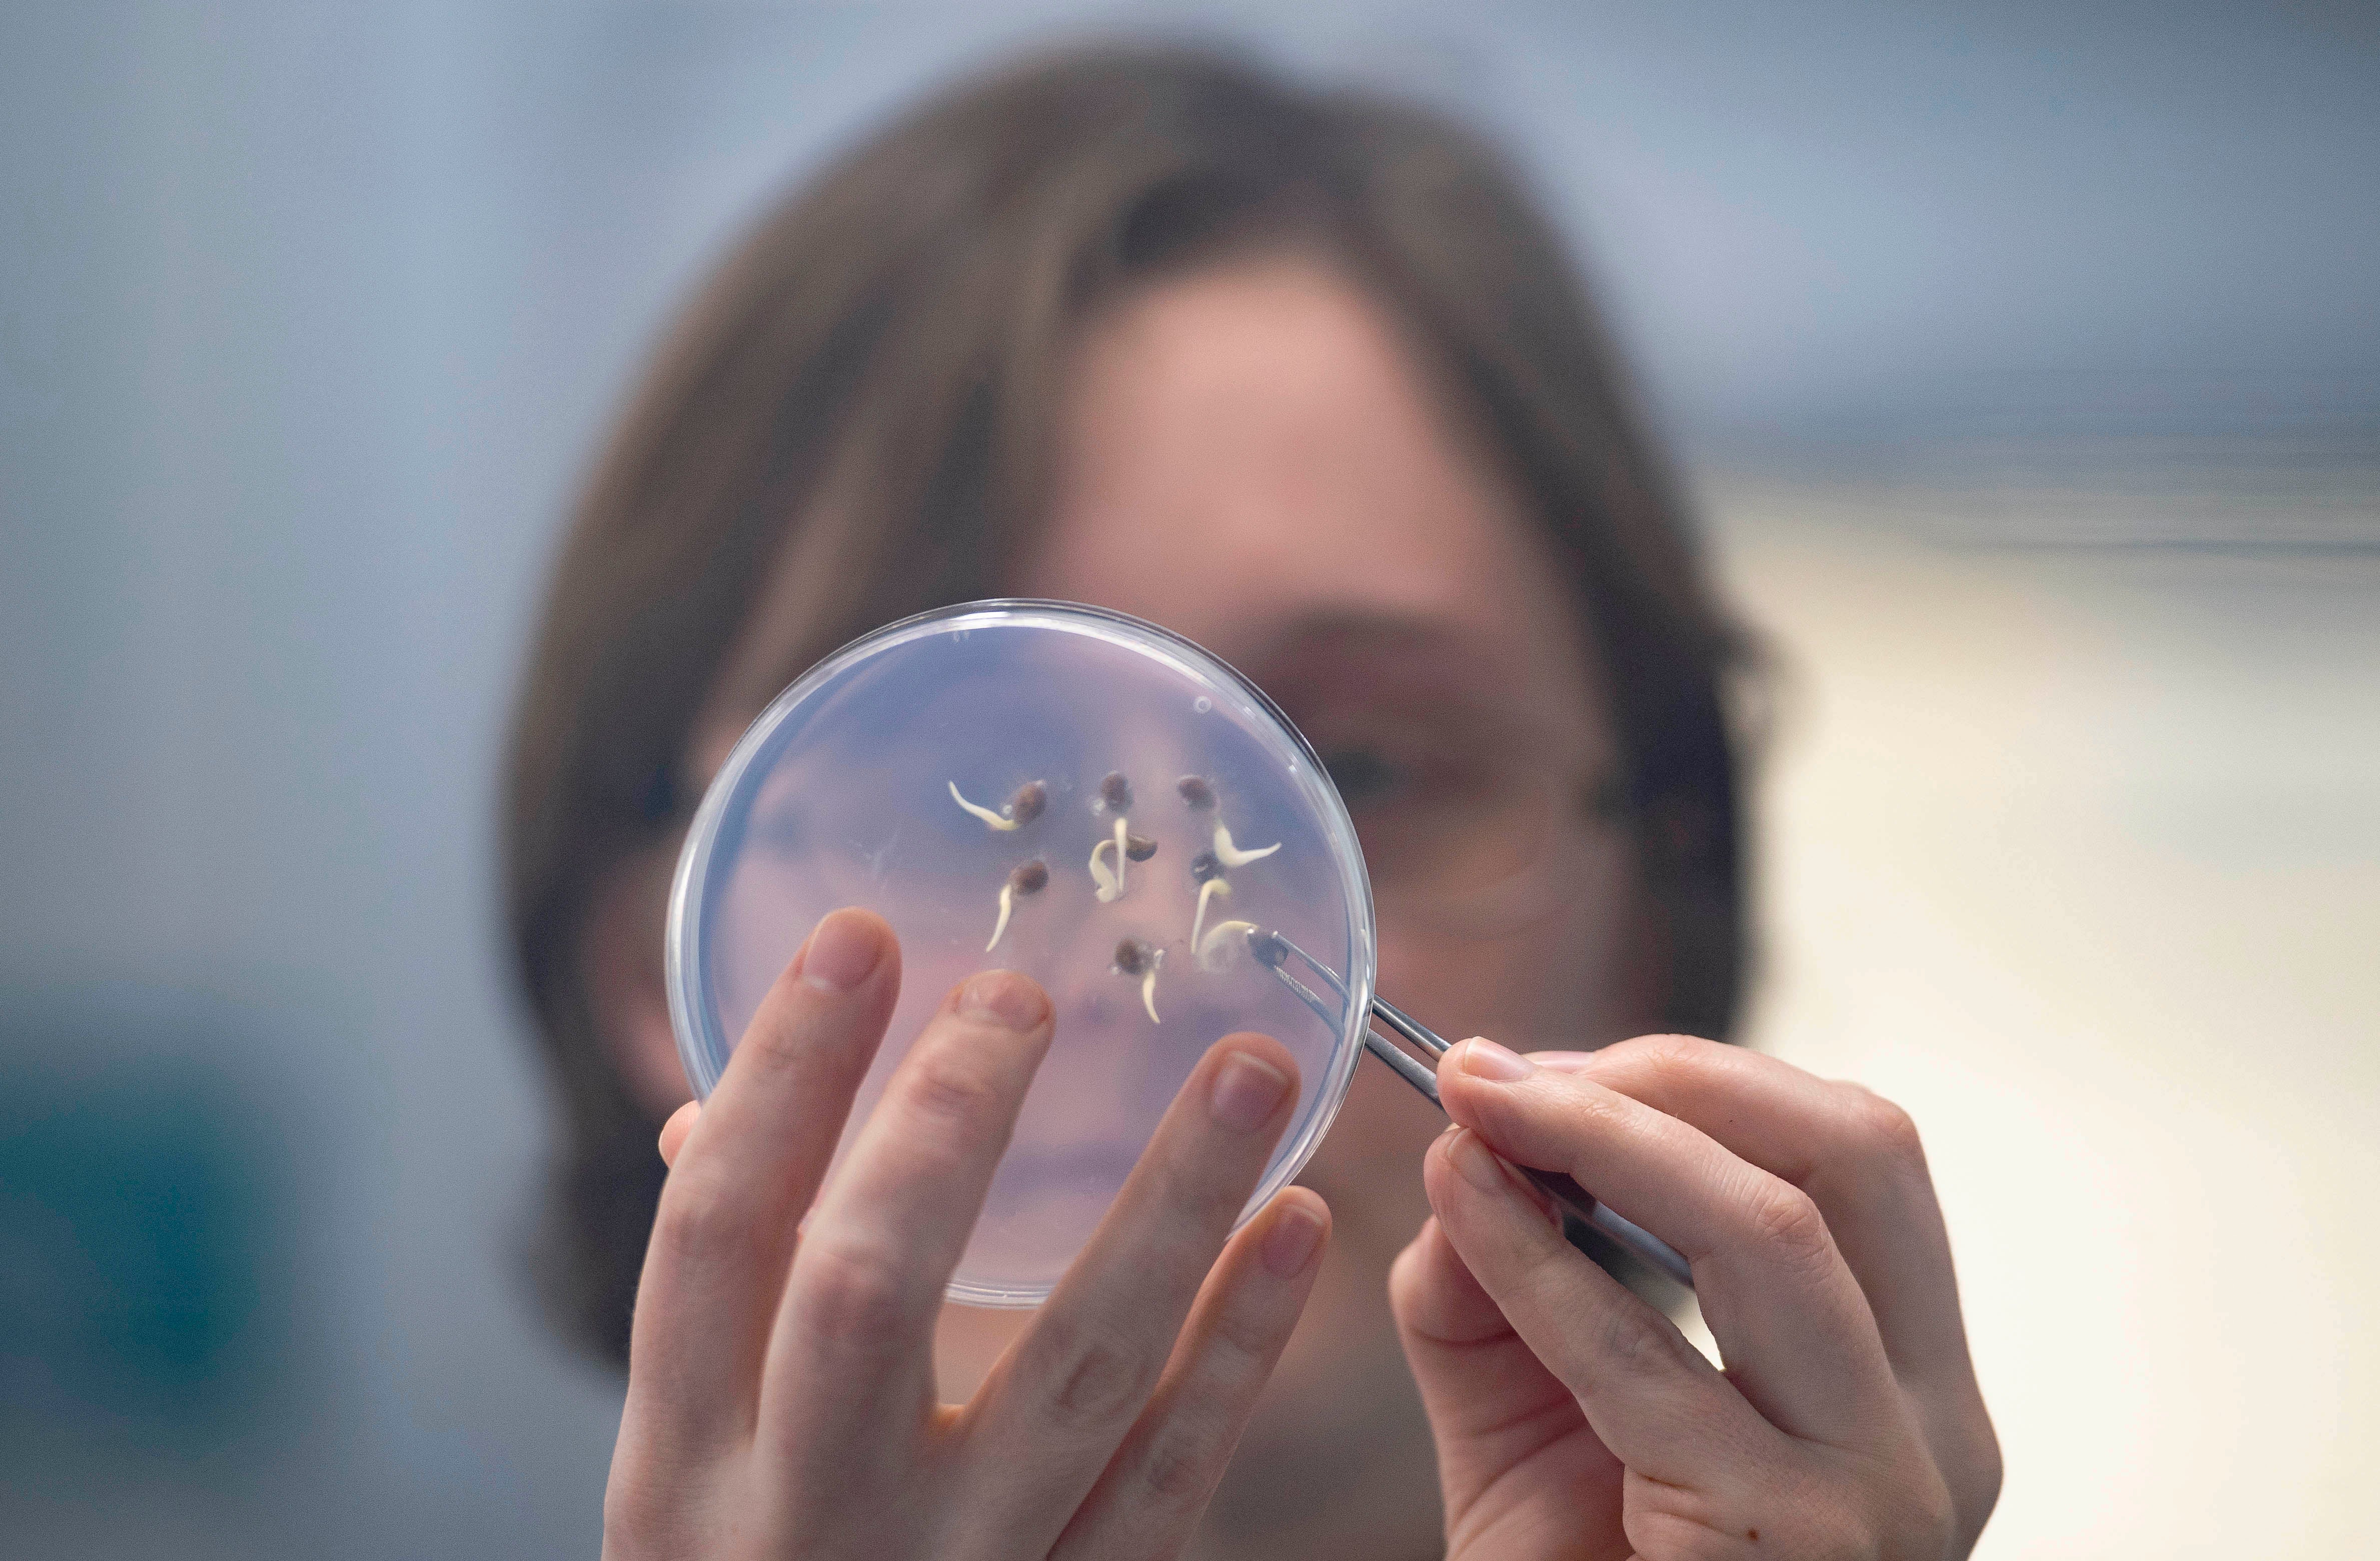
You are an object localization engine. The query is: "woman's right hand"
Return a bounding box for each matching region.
[604,906,1329,1560]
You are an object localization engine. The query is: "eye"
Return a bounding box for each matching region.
[1320,746,1412,808]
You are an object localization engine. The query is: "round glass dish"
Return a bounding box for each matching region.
[666,600,1375,1306]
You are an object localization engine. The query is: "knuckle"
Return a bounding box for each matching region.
[1028,1312,1159,1431]
[898,1040,1008,1129]
[1632,1031,1713,1081]
[1950,1408,2006,1534]
[794,1230,919,1348]
[741,1013,805,1075]
[1137,1414,1226,1506]
[1799,1453,1958,1561]
[1745,1180,1836,1275]
[1572,1296,1701,1392]
[1884,1465,1959,1555]
[648,1171,741,1270]
[1204,1293,1283,1378]
[1839,1085,1927,1171]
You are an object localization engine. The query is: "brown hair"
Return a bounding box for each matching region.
[504,41,1751,1365]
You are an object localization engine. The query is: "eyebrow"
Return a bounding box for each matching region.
[1236,608,1505,695]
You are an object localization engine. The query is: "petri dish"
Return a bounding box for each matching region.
[667,600,1375,1306]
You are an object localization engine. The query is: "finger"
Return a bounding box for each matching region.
[1423,1125,1782,1491]
[1540,1037,2000,1535]
[1049,1188,1330,1561]
[1390,1201,1627,1551]
[764,966,1053,1466]
[626,908,899,1444]
[960,1034,1301,1546]
[1439,1038,1902,1450]
[1536,1037,1975,1390]
[657,1101,698,1168]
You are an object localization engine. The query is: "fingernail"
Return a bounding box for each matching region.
[1210,1050,1292,1133]
[1456,1037,1535,1082]
[800,909,883,993]
[1261,1203,1326,1277]
[959,970,1048,1031]
[1532,1050,1597,1072]
[1448,1127,1512,1193]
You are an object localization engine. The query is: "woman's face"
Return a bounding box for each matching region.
[1023,257,1649,1554]
[650,254,1653,1557]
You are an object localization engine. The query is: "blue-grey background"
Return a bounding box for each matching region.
[4,4,2373,1556]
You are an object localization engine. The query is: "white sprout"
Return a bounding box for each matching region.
[985,861,1046,953]
[1191,877,1232,952]
[1197,919,1260,972]
[1212,822,1281,868]
[1088,816,1131,902]
[948,781,1020,831]
[1116,939,1164,1021]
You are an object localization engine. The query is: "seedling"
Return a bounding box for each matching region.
[1191,875,1232,952]
[1113,936,1163,1022]
[1211,823,1281,867]
[1086,776,1155,901]
[1087,817,1132,901]
[1196,918,1260,972]
[984,858,1048,952]
[949,778,1047,832]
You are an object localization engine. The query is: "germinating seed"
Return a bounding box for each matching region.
[1196,919,1260,972]
[1176,774,1216,809]
[948,780,1022,831]
[1099,771,1133,811]
[1191,877,1231,951]
[1124,832,1158,862]
[1109,938,1163,1024]
[984,857,1048,954]
[1211,822,1281,867]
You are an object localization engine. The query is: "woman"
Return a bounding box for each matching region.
[505,43,1999,1559]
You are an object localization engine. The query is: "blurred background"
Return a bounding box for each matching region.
[3,3,2372,1556]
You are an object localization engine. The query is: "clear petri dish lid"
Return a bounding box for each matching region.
[667,600,1375,1306]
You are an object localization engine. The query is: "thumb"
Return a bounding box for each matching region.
[1390,1140,1629,1555]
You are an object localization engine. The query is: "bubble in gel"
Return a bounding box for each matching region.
[669,603,1372,1307]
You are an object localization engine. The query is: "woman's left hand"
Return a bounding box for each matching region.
[1389,1034,2001,1559]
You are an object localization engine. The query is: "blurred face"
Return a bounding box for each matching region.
[627,255,1653,1559]
[1027,257,1649,1556]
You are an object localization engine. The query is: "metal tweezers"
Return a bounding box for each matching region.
[1250,929,1695,1290]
